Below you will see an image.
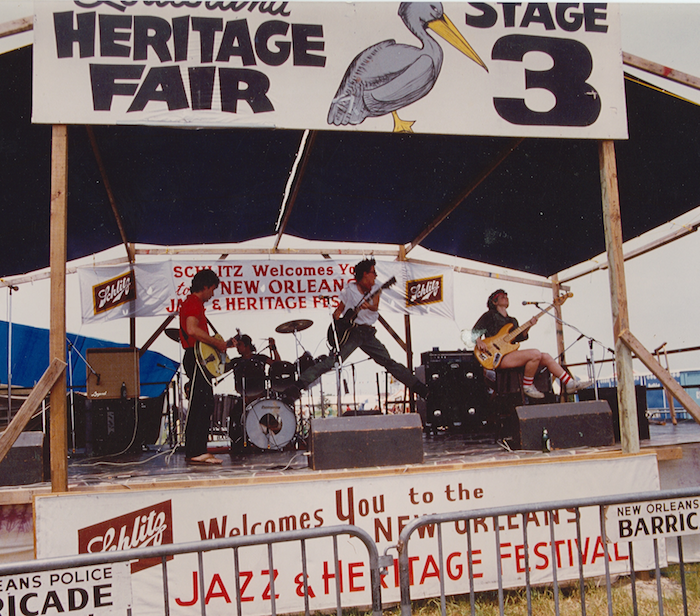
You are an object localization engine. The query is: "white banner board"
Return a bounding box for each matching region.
[33,2,627,138]
[35,455,660,615]
[77,259,454,323]
[606,496,700,543]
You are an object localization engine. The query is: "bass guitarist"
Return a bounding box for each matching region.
[289,258,428,401]
[472,289,591,399]
[179,269,236,465]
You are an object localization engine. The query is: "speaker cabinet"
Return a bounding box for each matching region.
[309,413,423,470]
[513,400,614,450]
[84,397,163,456]
[86,347,140,400]
[0,432,45,486]
[420,350,487,432]
[577,386,649,441]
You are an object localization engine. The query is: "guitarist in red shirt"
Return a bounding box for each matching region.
[288,258,428,401]
[179,269,236,465]
[472,289,591,399]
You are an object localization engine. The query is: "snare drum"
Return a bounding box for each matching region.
[244,396,296,450]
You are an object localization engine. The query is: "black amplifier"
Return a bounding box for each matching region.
[420,349,475,367]
[420,349,489,434]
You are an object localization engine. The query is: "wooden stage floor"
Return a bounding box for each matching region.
[0,418,697,504]
[61,419,699,488]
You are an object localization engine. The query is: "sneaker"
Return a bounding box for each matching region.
[565,377,593,394]
[523,384,544,399]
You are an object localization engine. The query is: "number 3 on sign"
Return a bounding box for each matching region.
[492,35,601,127]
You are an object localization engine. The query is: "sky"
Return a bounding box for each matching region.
[2,2,700,408]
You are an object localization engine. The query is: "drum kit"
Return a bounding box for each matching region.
[225,318,315,452]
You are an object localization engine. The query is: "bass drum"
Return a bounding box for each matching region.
[245,397,296,451]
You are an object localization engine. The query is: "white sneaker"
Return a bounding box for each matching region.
[566,378,593,394]
[523,384,545,399]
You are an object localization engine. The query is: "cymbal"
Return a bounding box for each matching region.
[164,328,180,342]
[275,319,313,334]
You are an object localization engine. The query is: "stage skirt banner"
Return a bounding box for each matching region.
[0,563,132,616]
[32,2,627,139]
[77,259,454,324]
[35,455,660,616]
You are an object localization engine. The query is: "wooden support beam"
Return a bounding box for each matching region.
[0,17,32,39]
[377,314,408,353]
[140,314,176,356]
[86,127,135,263]
[0,359,66,463]
[599,140,639,454]
[623,52,700,92]
[405,138,523,255]
[274,130,317,249]
[619,329,700,423]
[50,125,69,492]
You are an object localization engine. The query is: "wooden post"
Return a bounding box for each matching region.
[599,140,639,454]
[551,275,567,402]
[50,125,69,491]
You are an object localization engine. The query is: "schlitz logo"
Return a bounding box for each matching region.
[406,275,443,307]
[78,500,173,573]
[93,270,136,315]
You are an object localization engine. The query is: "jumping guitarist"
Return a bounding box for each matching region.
[287,258,428,401]
[472,289,591,399]
[179,269,236,465]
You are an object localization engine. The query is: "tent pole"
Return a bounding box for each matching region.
[599,140,639,454]
[50,125,69,491]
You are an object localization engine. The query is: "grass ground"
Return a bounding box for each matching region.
[368,564,700,616]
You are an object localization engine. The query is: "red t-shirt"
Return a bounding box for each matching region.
[179,294,208,349]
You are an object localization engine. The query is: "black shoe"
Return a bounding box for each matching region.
[412,382,429,400]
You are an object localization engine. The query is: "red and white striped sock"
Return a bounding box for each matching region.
[523,376,534,388]
[560,373,572,386]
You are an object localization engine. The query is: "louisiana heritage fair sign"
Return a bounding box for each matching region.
[33,2,627,138]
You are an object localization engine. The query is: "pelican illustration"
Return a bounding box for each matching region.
[328,2,488,133]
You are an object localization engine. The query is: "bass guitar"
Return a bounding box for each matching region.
[473,292,573,370]
[327,276,397,349]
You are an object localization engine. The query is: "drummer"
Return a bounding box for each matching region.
[227,334,281,403]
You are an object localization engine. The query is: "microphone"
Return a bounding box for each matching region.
[522,300,540,305]
[317,295,332,300]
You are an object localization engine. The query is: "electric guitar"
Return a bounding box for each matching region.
[196,329,238,378]
[327,277,397,349]
[473,292,573,370]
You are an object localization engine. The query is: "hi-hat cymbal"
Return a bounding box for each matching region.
[164,328,180,341]
[275,319,313,334]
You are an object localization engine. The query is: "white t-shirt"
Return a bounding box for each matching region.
[339,280,380,326]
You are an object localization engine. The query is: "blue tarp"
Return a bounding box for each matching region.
[0,321,178,398]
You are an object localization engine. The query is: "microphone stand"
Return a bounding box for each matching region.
[538,307,614,396]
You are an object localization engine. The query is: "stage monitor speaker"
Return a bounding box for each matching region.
[0,432,45,486]
[86,347,140,400]
[514,400,614,450]
[577,386,649,441]
[309,413,423,470]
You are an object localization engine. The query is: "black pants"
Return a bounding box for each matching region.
[183,348,213,458]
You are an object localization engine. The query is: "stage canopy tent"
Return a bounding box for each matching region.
[1,45,699,280]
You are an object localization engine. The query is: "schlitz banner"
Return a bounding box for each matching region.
[77,259,454,324]
[32,2,627,138]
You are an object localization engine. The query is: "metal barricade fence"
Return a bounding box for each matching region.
[397,486,700,616]
[0,524,389,616]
